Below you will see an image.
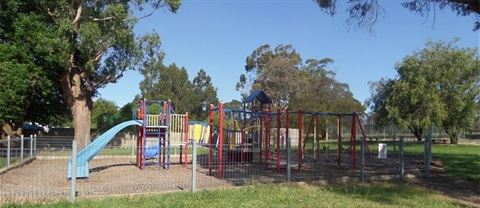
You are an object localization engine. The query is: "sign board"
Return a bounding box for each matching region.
[378,143,387,159]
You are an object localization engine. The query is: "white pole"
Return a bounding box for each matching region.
[191,139,197,192]
[34,134,37,155]
[30,135,33,158]
[7,136,10,169]
[20,135,24,163]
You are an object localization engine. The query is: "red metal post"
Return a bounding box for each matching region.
[208,104,214,176]
[185,112,189,167]
[303,115,315,152]
[276,108,281,172]
[355,113,372,158]
[218,103,224,179]
[259,106,263,163]
[286,109,290,168]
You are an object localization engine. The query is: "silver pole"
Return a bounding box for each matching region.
[399,136,404,180]
[34,134,37,155]
[424,134,431,178]
[7,136,10,169]
[71,140,77,202]
[30,135,33,158]
[20,135,24,163]
[361,136,365,183]
[191,139,197,192]
[287,136,291,186]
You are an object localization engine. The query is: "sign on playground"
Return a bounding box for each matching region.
[378,143,387,159]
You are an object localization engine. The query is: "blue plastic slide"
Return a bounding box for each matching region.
[67,120,142,179]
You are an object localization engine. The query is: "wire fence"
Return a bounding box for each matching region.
[0,134,435,204]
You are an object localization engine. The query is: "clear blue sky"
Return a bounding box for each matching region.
[97,0,479,110]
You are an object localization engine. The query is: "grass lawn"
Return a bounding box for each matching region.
[431,144,480,182]
[0,183,464,208]
[0,157,17,169]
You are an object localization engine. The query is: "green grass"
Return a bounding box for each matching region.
[0,157,17,169]
[430,145,480,182]
[0,183,463,208]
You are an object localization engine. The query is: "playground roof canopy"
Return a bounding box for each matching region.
[242,90,272,104]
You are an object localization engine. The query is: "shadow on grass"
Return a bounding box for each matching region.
[434,153,480,182]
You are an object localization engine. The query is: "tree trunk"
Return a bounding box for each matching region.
[60,66,93,150]
[449,132,459,144]
[73,99,91,149]
[408,126,423,141]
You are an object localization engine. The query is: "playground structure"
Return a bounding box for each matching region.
[67,99,189,179]
[135,99,189,170]
[66,91,370,180]
[205,90,371,178]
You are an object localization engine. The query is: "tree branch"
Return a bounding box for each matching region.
[71,0,85,28]
[448,0,480,14]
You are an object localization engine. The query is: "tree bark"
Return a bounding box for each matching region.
[60,66,93,150]
[408,126,423,141]
[72,98,91,149]
[449,132,459,144]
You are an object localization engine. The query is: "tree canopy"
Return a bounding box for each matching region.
[0,0,181,148]
[238,44,364,114]
[0,0,70,138]
[314,0,480,31]
[368,39,479,143]
[138,45,219,121]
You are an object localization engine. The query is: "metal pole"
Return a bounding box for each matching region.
[34,134,37,155]
[361,136,365,183]
[30,135,33,158]
[424,134,431,178]
[287,135,291,186]
[399,136,404,180]
[70,140,77,202]
[191,139,197,192]
[7,136,11,169]
[20,135,24,163]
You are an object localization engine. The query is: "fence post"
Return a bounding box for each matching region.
[360,136,365,183]
[71,139,77,203]
[7,136,11,169]
[191,139,197,192]
[34,134,37,155]
[20,135,24,163]
[424,134,431,178]
[399,136,404,180]
[30,135,33,158]
[287,136,291,186]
